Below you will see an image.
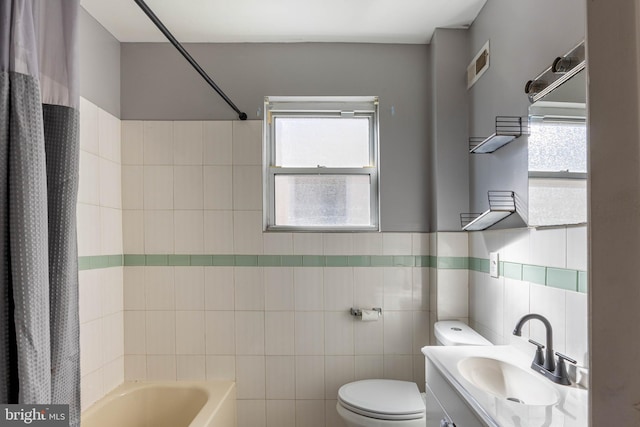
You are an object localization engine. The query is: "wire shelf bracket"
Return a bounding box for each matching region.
[469,116,529,154]
[460,191,516,231]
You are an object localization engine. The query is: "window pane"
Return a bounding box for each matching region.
[528,121,587,172]
[275,117,370,167]
[528,177,587,226]
[274,175,371,226]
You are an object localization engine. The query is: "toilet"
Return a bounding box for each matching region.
[336,320,491,427]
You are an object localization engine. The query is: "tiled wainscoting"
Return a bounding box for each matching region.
[77,97,124,410]
[78,243,588,427]
[120,257,430,427]
[466,227,589,368]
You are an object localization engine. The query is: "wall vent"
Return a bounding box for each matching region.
[467,41,490,89]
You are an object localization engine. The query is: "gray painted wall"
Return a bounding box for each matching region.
[430,29,470,231]
[79,8,121,117]
[121,43,431,231]
[468,0,585,218]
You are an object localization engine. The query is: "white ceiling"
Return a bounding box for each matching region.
[80,0,487,44]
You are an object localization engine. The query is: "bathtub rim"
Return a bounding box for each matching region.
[81,380,236,427]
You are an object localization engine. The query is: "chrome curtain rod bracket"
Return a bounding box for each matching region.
[134,0,248,120]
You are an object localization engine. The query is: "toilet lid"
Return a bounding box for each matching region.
[337,380,425,421]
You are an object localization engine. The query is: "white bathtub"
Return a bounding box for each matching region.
[82,381,236,427]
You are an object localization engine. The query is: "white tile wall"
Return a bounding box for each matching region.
[233,210,264,254]
[266,356,295,399]
[173,121,204,165]
[265,312,295,355]
[434,233,469,324]
[566,225,588,271]
[382,233,412,255]
[204,267,235,310]
[233,166,262,210]
[174,166,204,209]
[263,232,293,255]
[293,233,323,255]
[468,227,589,369]
[323,234,353,255]
[177,355,206,380]
[122,210,144,253]
[529,227,567,268]
[296,400,325,427]
[266,400,296,427]
[264,268,294,311]
[236,356,266,399]
[121,121,143,165]
[174,210,204,254]
[143,121,173,165]
[235,267,265,310]
[120,119,432,427]
[232,120,262,165]
[351,233,383,255]
[144,211,174,253]
[78,98,124,411]
[436,269,468,320]
[436,232,469,257]
[203,211,234,254]
[78,151,100,205]
[324,268,354,311]
[143,166,173,209]
[203,121,233,165]
[175,267,205,310]
[204,166,233,210]
[383,267,413,310]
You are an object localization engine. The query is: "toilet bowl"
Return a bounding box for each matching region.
[337,379,426,427]
[336,320,491,427]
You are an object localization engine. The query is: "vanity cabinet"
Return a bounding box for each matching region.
[425,384,456,427]
[425,357,486,427]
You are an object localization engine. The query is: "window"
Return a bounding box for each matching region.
[527,103,587,226]
[528,118,587,174]
[263,96,380,231]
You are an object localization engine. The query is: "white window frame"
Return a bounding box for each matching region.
[263,96,380,232]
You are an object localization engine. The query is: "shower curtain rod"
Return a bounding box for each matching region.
[134,0,248,120]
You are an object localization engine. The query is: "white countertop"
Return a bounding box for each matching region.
[422,345,588,427]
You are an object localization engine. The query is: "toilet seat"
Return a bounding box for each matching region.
[337,379,425,421]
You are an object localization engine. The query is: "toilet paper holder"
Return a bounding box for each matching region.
[350,307,382,317]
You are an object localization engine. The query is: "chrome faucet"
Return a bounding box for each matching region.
[513,313,575,385]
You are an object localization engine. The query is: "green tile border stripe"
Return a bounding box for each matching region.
[469,257,490,273]
[503,262,522,280]
[523,264,546,285]
[79,254,588,294]
[88,254,430,268]
[437,256,468,269]
[546,267,578,291]
[78,255,124,271]
[578,271,588,293]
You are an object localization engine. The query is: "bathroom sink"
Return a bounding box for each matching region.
[457,356,560,406]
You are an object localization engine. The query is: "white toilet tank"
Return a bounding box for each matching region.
[434,320,492,346]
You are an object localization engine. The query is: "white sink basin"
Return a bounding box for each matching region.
[457,356,560,406]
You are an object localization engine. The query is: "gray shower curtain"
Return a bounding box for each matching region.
[0,1,81,426]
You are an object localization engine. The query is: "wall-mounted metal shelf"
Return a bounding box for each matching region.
[460,191,516,231]
[469,116,528,154]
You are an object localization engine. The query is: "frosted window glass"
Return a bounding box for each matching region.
[528,178,587,226]
[275,118,370,167]
[528,121,587,172]
[274,175,371,226]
